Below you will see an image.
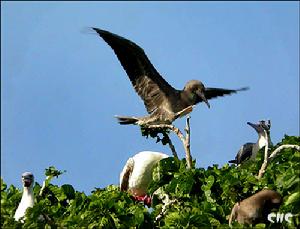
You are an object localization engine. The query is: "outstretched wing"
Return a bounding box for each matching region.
[204,87,249,101]
[93,28,177,114]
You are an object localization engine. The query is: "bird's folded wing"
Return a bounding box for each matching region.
[93,28,177,114]
[204,87,249,101]
[120,157,134,191]
[237,143,254,164]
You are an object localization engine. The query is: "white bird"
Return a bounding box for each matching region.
[229,120,272,165]
[14,172,35,221]
[120,151,169,204]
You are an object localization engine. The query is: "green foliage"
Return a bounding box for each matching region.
[141,126,171,145]
[1,136,299,228]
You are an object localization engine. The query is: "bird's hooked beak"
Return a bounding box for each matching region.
[23,178,32,187]
[22,175,33,187]
[247,122,261,133]
[198,92,210,108]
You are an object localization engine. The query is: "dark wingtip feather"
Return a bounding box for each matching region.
[91,27,107,36]
[80,27,112,37]
[92,27,103,33]
[80,27,98,35]
[92,28,120,39]
[236,87,250,92]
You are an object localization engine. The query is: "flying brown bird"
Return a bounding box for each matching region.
[92,28,249,126]
[229,189,281,226]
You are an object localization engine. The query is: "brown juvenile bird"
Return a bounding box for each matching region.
[229,189,282,226]
[93,28,249,126]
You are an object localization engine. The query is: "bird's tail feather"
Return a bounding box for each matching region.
[228,159,237,164]
[115,116,139,125]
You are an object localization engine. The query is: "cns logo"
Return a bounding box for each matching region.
[267,213,293,223]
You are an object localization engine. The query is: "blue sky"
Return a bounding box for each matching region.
[1,2,299,193]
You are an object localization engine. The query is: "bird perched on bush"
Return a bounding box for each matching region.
[229,189,281,226]
[119,151,169,206]
[92,28,249,126]
[14,172,35,222]
[229,120,271,165]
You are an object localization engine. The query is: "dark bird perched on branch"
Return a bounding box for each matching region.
[229,189,281,226]
[92,28,249,125]
[229,120,271,165]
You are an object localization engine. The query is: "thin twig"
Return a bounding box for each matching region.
[148,117,193,169]
[163,133,178,159]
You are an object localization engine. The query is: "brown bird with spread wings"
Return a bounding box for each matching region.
[93,28,249,126]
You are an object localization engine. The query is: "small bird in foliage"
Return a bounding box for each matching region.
[229,120,271,165]
[119,151,169,206]
[14,172,35,222]
[92,28,249,126]
[229,189,281,226]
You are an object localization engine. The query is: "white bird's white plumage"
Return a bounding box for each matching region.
[120,151,169,196]
[14,172,35,222]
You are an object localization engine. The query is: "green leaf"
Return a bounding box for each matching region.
[254,223,266,228]
[45,166,66,178]
[284,192,300,206]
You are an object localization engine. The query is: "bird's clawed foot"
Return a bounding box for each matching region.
[175,105,194,119]
[131,195,152,207]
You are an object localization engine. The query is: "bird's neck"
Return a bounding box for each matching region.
[252,132,271,156]
[180,90,197,107]
[20,186,34,207]
[257,134,268,148]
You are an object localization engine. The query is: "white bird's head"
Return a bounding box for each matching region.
[21,172,34,188]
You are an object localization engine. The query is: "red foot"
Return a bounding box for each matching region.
[131,195,152,207]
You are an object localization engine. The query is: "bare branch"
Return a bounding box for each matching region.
[147,124,185,160]
[39,176,51,196]
[257,143,300,179]
[184,116,192,169]
[148,117,193,169]
[154,194,177,222]
[147,124,185,142]
[268,144,300,160]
